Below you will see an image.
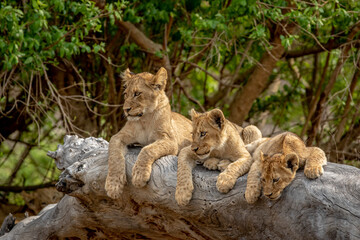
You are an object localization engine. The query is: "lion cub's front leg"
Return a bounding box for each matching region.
[132,139,177,188]
[105,131,132,199]
[217,149,252,193]
[245,160,262,204]
[303,147,327,179]
[175,146,196,206]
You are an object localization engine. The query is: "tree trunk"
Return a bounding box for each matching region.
[229,22,297,125]
[2,135,360,240]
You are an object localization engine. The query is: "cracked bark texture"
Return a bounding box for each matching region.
[1,135,360,240]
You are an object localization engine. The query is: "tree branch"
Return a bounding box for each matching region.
[182,61,220,81]
[284,19,360,59]
[0,182,56,193]
[5,146,31,186]
[174,78,206,112]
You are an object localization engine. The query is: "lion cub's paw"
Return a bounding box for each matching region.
[175,179,194,206]
[203,158,220,170]
[217,160,231,172]
[175,182,194,206]
[304,165,324,179]
[216,172,236,193]
[105,174,126,199]
[132,164,151,188]
[245,186,261,204]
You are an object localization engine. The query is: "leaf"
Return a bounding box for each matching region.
[59,47,65,57]
[93,45,101,53]
[114,11,122,20]
[84,45,91,53]
[109,14,115,25]
[155,50,163,58]
[24,56,33,64]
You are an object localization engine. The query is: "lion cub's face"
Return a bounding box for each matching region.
[260,152,299,200]
[190,109,226,159]
[122,68,167,121]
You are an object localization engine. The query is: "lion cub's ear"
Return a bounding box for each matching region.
[122,68,135,88]
[260,151,268,162]
[285,153,299,172]
[150,67,167,90]
[189,109,199,120]
[208,109,225,130]
[123,68,134,79]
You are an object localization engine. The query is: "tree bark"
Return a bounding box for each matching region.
[0,214,15,237]
[2,135,360,240]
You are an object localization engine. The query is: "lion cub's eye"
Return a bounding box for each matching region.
[134,92,141,97]
[261,177,265,182]
[200,132,207,137]
[273,178,280,183]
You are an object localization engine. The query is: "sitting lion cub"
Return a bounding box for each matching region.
[105,67,192,199]
[175,108,261,206]
[245,132,327,204]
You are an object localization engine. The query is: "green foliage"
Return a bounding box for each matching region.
[344,159,360,168]
[7,192,25,206]
[0,0,125,71]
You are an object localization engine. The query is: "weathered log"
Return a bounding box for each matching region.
[0,214,15,237]
[1,135,360,240]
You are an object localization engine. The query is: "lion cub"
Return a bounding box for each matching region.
[175,108,260,206]
[245,132,327,204]
[105,67,192,199]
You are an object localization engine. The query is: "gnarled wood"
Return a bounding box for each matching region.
[1,135,360,240]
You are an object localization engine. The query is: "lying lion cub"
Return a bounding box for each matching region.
[175,108,261,206]
[105,67,192,199]
[245,132,327,204]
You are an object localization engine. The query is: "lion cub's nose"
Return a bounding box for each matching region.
[192,147,199,153]
[265,193,273,197]
[124,107,131,113]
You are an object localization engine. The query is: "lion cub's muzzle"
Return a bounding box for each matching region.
[263,189,281,201]
[124,107,144,119]
[191,145,210,159]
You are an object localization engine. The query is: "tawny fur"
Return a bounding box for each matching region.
[233,124,262,145]
[105,67,192,199]
[175,109,261,206]
[245,132,327,204]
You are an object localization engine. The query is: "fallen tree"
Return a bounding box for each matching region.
[1,135,360,240]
